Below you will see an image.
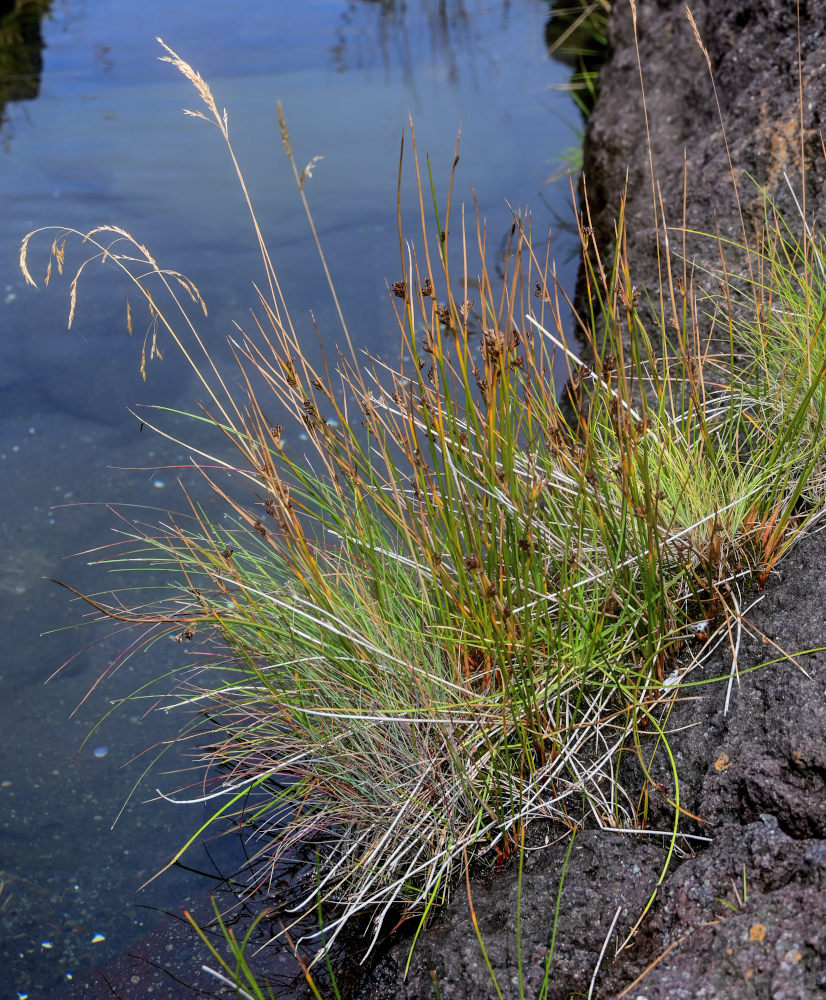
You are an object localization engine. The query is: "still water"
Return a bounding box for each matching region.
[0,1,582,995]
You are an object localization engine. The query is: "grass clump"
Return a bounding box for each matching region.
[20,32,826,971]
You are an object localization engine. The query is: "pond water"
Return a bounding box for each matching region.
[0,1,583,995]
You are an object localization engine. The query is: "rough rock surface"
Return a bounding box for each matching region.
[365,830,668,1000]
[585,0,826,326]
[361,2,826,997]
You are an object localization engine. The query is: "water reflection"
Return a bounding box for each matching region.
[0,0,50,144]
[332,0,477,88]
[545,0,610,116]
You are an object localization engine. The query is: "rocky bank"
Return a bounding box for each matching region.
[362,2,826,997]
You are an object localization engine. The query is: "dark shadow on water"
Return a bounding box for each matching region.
[0,0,51,143]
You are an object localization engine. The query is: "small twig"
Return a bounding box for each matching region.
[598,826,711,843]
[722,588,742,715]
[731,606,812,677]
[587,905,622,999]
[615,935,688,997]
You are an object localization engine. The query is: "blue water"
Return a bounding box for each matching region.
[0,1,582,995]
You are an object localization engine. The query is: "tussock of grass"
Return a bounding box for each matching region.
[20,37,826,965]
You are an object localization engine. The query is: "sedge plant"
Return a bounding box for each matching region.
[19,32,826,973]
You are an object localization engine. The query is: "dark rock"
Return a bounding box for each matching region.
[361,2,826,998]
[583,0,826,357]
[367,830,665,1000]
[630,883,826,1000]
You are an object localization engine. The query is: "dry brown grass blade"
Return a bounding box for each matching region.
[615,934,688,996]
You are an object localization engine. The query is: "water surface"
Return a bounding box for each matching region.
[0,1,582,994]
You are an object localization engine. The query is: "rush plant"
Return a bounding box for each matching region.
[20,33,826,970]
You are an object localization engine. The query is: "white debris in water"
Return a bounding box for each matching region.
[93,746,109,758]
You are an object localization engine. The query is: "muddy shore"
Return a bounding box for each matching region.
[362,2,826,997]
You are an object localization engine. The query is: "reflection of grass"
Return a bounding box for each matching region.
[546,0,610,118]
[0,0,51,105]
[20,27,826,991]
[332,0,479,89]
[545,137,583,182]
[545,1,610,180]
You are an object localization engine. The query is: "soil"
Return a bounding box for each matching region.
[360,2,826,997]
